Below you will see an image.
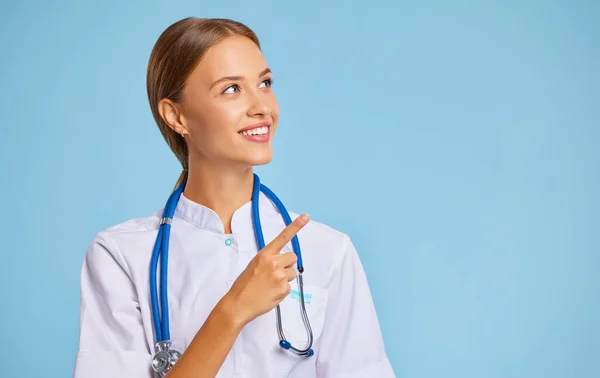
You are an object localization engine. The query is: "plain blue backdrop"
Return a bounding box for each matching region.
[0,0,598,377]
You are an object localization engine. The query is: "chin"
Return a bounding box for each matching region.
[229,144,274,167]
[242,150,273,167]
[248,155,273,166]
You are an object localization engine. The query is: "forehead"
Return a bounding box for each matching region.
[189,35,267,85]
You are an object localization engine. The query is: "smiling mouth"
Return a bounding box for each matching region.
[237,124,271,143]
[238,126,270,136]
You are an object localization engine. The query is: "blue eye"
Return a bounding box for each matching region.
[223,84,240,94]
[259,78,273,88]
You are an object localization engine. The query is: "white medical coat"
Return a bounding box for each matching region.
[73,191,395,377]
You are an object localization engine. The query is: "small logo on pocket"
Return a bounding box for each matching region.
[289,289,312,304]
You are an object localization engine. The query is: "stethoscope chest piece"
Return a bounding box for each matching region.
[152,340,181,376]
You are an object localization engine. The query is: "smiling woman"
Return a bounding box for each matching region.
[146,19,280,193]
[73,17,395,378]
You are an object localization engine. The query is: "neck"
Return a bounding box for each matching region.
[183,159,254,234]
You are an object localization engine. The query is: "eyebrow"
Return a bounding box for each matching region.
[210,68,272,89]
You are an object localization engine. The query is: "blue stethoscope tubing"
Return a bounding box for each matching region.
[149,173,314,373]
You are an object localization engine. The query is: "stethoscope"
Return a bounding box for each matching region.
[149,173,314,376]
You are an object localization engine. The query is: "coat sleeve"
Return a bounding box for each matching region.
[73,232,154,378]
[315,234,396,377]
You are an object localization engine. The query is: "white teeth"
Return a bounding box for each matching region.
[240,126,268,136]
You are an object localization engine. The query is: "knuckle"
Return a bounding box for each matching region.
[286,253,297,267]
[277,270,287,282]
[272,268,283,279]
[270,258,279,271]
[287,271,297,281]
[256,253,267,265]
[278,231,290,243]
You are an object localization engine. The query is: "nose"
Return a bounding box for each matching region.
[247,89,272,117]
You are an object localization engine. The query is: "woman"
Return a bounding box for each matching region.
[73,17,394,378]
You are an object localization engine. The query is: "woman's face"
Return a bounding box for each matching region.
[177,35,279,168]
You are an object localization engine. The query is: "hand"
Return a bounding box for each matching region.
[224,213,310,326]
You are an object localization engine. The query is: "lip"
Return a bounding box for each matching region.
[238,120,271,133]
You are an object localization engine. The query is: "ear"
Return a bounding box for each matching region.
[158,98,189,136]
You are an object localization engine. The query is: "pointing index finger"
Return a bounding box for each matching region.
[264,213,310,254]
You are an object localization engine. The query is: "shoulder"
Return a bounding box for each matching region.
[83,210,162,272]
[285,211,357,275]
[296,213,349,245]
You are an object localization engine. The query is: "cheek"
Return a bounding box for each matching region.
[191,102,239,138]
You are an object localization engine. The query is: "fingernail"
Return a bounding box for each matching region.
[299,214,309,224]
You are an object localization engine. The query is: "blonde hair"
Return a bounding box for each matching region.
[146,17,261,189]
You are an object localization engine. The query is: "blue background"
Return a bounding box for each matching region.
[1,0,598,377]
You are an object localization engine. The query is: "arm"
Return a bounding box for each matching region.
[315,235,396,377]
[165,295,244,377]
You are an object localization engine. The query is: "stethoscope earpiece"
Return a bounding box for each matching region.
[279,339,291,349]
[279,340,314,357]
